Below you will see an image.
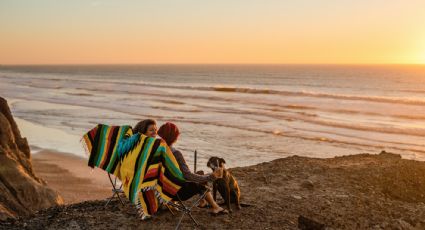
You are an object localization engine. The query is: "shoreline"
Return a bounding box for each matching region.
[7,97,425,166]
[32,150,111,204]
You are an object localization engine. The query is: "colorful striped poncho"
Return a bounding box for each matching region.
[82,124,185,216]
[83,124,132,176]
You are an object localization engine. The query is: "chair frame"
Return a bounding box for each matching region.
[168,149,206,229]
[104,149,205,230]
[105,173,125,207]
[168,189,209,230]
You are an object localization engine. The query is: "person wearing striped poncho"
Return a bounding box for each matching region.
[82,123,185,220]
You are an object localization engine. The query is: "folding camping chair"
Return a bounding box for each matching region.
[168,187,209,230]
[104,149,206,229]
[167,149,210,230]
[104,173,125,207]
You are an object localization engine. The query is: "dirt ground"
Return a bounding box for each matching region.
[2,151,425,229]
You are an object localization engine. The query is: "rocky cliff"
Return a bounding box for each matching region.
[0,97,63,220]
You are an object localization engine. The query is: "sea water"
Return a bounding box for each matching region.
[1,64,425,170]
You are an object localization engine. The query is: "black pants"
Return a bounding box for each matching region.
[176,182,207,201]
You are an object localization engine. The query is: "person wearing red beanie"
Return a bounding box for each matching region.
[157,122,179,146]
[158,122,228,215]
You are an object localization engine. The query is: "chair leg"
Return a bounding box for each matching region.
[173,191,208,229]
[105,173,125,207]
[116,191,125,206]
[175,212,185,230]
[187,212,200,226]
[105,191,117,207]
[166,204,176,216]
[108,173,115,187]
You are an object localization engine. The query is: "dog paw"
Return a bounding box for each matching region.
[237,205,242,210]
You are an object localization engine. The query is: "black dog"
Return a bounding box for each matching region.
[207,157,241,212]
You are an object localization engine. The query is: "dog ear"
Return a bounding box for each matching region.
[219,158,226,167]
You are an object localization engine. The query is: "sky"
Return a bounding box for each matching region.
[0,0,425,65]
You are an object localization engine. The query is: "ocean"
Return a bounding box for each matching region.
[1,64,425,170]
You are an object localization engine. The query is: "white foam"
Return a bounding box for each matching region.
[14,117,86,158]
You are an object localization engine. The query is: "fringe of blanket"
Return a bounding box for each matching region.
[141,186,171,205]
[136,201,151,220]
[137,186,173,218]
[80,137,91,157]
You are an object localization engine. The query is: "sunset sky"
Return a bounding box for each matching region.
[1,0,425,65]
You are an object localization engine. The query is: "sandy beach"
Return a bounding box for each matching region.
[32,151,111,204]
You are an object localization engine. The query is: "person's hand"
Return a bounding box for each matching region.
[212,167,223,179]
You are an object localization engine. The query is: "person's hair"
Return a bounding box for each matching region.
[157,122,180,146]
[133,119,157,135]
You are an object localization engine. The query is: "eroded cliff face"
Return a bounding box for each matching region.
[0,97,63,220]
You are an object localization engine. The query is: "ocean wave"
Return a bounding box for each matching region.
[7,77,425,127]
[3,74,425,106]
[8,95,425,158]
[148,117,425,155]
[209,86,425,106]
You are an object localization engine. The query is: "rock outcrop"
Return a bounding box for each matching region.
[0,97,63,220]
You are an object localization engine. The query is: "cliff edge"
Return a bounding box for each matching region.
[0,97,63,220]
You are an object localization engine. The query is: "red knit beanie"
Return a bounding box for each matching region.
[157,122,180,146]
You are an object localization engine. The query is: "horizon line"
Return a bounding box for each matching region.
[1,63,425,66]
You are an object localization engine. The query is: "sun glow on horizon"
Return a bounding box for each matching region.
[1,0,425,65]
